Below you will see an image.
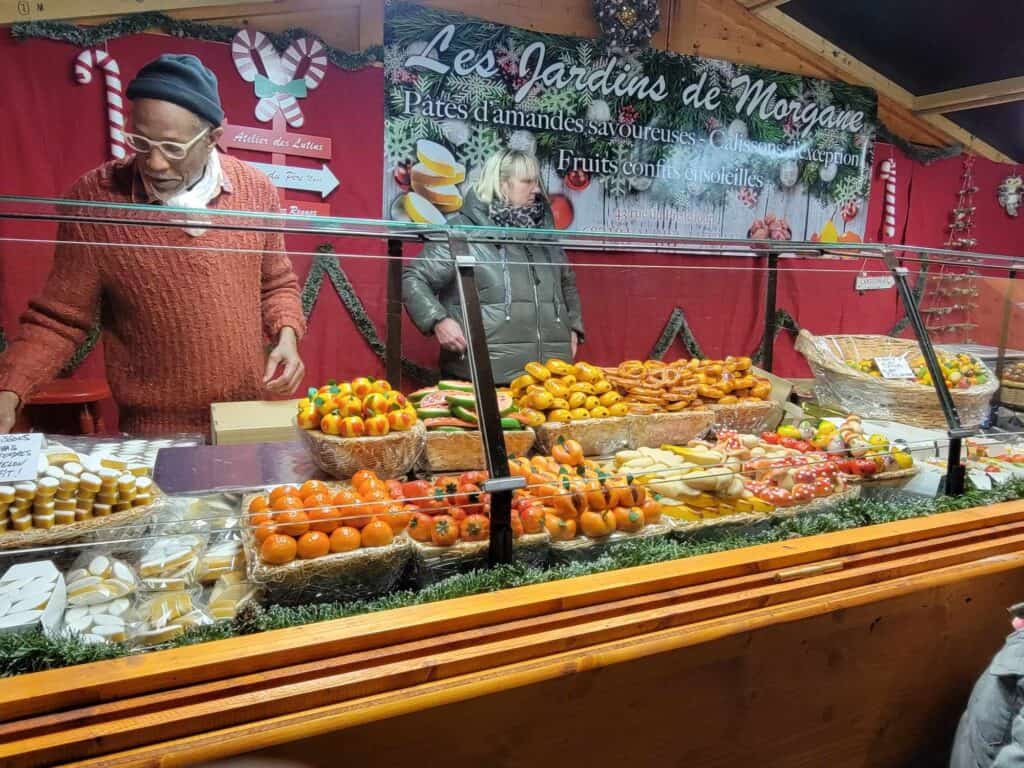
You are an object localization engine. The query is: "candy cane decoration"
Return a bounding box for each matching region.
[282,37,328,91]
[74,49,126,160]
[232,31,327,128]
[879,158,896,240]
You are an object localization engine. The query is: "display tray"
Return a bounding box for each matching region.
[0,501,157,551]
[629,410,715,449]
[1001,379,1024,409]
[408,530,550,585]
[668,484,861,540]
[421,428,536,472]
[706,399,784,433]
[841,465,921,485]
[548,520,674,565]
[535,416,632,456]
[240,490,412,606]
[296,421,426,480]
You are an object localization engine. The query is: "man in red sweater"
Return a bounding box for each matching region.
[0,54,306,436]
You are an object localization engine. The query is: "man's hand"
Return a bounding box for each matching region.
[571,331,579,360]
[434,318,467,354]
[264,327,305,395]
[0,391,19,434]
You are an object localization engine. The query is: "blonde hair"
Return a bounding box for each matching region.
[473,149,546,204]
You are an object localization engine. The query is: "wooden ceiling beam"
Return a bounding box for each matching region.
[753,6,1016,163]
[915,76,1024,115]
[0,0,276,25]
[737,0,792,10]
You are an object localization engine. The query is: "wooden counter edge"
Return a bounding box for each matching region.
[2,500,1023,720]
[63,549,1024,768]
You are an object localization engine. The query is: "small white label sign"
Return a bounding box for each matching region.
[856,275,895,291]
[874,356,916,379]
[0,433,42,483]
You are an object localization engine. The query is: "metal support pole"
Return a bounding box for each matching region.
[993,268,1018,417]
[385,239,403,387]
[448,232,522,566]
[760,251,779,372]
[884,251,970,495]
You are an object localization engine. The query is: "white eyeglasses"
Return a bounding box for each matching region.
[125,128,209,160]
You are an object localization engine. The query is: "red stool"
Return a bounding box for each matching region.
[14,379,112,435]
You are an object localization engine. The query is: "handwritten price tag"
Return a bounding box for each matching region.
[0,433,42,483]
[874,356,916,380]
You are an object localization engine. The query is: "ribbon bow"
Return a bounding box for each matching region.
[254,74,308,99]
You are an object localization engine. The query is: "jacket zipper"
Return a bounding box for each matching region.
[527,253,543,361]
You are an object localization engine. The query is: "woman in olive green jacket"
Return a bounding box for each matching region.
[402,149,584,385]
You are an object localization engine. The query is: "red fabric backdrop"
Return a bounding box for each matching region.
[1,32,1021,432]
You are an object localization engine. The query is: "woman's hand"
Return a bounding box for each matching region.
[571,331,579,360]
[434,318,467,354]
[264,326,305,395]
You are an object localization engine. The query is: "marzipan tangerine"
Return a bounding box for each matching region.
[269,485,300,504]
[260,533,297,564]
[254,523,276,544]
[250,512,273,527]
[248,496,269,514]
[297,530,330,559]
[330,526,362,553]
[299,480,329,500]
[361,519,394,548]
[275,509,310,537]
[272,494,304,513]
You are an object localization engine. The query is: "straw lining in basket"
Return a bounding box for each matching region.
[795,330,997,429]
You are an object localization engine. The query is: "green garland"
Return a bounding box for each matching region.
[650,305,800,364]
[10,12,382,70]
[302,244,439,383]
[4,477,1024,677]
[650,307,704,359]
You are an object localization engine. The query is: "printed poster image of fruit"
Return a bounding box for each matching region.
[383,2,878,244]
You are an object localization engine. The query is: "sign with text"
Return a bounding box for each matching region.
[248,161,340,199]
[0,433,42,483]
[383,3,877,240]
[219,124,333,160]
[855,274,895,291]
[874,356,916,379]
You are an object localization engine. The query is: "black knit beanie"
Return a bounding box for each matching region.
[126,54,225,126]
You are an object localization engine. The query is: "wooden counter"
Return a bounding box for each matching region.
[4,501,1024,767]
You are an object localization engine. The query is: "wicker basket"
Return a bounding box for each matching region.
[629,410,714,449]
[421,428,536,472]
[707,400,784,434]
[241,491,412,605]
[296,421,426,480]
[1001,379,1024,409]
[794,330,997,429]
[535,417,632,457]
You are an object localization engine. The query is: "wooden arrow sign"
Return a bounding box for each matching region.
[247,161,340,199]
[218,124,332,160]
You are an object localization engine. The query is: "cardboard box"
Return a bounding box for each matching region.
[210,400,300,445]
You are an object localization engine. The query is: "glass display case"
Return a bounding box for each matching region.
[1,194,1023,766]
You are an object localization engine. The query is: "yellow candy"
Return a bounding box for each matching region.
[594,380,612,394]
[589,406,610,419]
[599,391,622,407]
[584,395,601,411]
[570,408,591,421]
[568,392,588,409]
[547,409,571,424]
[609,403,629,417]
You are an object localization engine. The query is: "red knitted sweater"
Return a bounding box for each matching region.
[0,154,306,435]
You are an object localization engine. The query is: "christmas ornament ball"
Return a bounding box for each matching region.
[549,194,574,229]
[779,160,799,188]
